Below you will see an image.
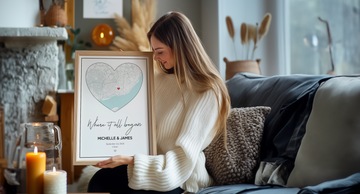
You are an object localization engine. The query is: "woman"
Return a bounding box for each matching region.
[88,11,231,194]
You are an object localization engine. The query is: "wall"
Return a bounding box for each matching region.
[156,0,202,35]
[201,0,220,74]
[73,0,286,77]
[74,0,130,51]
[0,0,285,77]
[74,0,202,51]
[0,0,40,27]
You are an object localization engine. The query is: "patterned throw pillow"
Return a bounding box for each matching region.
[204,106,271,186]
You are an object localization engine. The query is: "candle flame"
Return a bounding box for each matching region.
[37,134,39,140]
[53,166,56,172]
[34,146,38,154]
[100,32,104,38]
[33,123,41,126]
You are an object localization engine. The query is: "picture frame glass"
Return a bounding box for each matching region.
[74,51,155,165]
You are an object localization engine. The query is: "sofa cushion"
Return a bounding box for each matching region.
[287,76,360,188]
[297,173,360,194]
[204,106,271,185]
[197,184,300,194]
[226,73,333,186]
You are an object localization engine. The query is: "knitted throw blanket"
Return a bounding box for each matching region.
[204,106,271,185]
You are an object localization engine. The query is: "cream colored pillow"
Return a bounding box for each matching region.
[287,77,360,188]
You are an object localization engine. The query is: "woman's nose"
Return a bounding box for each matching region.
[154,54,159,61]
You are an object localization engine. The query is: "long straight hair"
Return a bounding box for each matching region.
[147,11,231,144]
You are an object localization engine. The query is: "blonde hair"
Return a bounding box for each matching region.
[147,11,231,144]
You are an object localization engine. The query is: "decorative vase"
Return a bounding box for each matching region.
[224,58,261,80]
[45,5,67,27]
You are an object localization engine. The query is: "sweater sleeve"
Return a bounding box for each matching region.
[127,90,219,192]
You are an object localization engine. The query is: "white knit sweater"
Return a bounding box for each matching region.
[127,72,219,193]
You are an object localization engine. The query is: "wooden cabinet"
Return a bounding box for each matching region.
[60,93,86,184]
[0,158,6,186]
[60,93,75,184]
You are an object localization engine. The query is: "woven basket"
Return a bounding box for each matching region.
[224,58,261,80]
[45,5,67,27]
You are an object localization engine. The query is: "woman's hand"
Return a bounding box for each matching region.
[93,155,134,168]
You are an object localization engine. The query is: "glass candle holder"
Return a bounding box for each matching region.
[19,122,62,170]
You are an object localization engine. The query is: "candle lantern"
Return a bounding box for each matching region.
[19,122,62,170]
[92,23,115,46]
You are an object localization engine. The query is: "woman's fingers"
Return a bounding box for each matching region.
[102,158,113,164]
[98,163,116,168]
[92,155,133,168]
[95,157,118,168]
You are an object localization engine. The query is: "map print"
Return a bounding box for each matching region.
[85,62,143,112]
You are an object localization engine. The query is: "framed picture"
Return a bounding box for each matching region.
[83,0,123,19]
[73,51,156,165]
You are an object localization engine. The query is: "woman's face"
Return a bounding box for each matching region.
[150,35,175,70]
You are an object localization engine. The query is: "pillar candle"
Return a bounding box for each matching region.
[44,167,67,194]
[26,146,46,194]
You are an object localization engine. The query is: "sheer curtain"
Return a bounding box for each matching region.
[290,0,360,75]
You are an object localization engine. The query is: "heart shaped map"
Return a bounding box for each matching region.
[85,62,143,112]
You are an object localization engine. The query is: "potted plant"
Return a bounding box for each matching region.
[224,13,272,80]
[65,26,92,59]
[64,26,92,90]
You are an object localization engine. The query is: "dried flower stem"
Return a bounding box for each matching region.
[258,13,272,41]
[226,13,272,61]
[226,16,238,59]
[251,23,258,60]
[112,0,157,51]
[240,23,248,60]
[318,17,335,72]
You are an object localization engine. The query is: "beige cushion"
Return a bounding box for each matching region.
[287,77,360,188]
[204,106,271,185]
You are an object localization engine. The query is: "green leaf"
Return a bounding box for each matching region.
[85,42,92,48]
[75,28,80,35]
[70,28,76,34]
[73,43,80,49]
[67,35,71,45]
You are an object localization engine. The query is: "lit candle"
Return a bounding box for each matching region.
[26,146,46,194]
[44,166,67,194]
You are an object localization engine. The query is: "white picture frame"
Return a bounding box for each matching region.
[83,0,123,19]
[73,51,156,165]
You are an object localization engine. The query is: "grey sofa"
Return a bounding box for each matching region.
[198,73,360,194]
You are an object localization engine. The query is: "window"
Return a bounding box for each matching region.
[290,0,360,75]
